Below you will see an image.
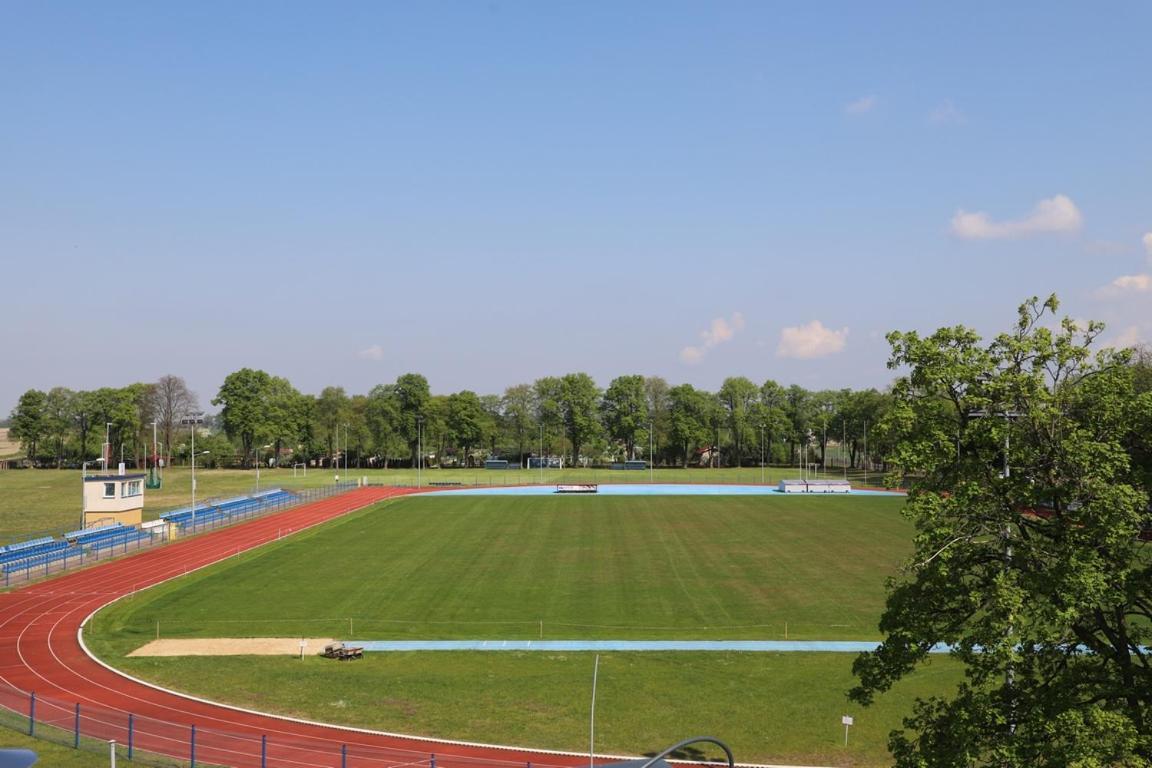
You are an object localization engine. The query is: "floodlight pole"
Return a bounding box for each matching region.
[539,423,544,484]
[416,416,424,489]
[181,413,206,530]
[760,423,766,485]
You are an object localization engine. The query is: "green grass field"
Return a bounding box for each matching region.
[0,465,887,543]
[92,495,910,645]
[85,492,947,766]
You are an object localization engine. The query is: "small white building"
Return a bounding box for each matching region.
[83,471,145,528]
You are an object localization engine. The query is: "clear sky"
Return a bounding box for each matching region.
[3,2,1150,413]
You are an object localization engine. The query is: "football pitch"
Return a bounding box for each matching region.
[90,492,957,766]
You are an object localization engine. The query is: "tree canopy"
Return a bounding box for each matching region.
[851,295,1152,766]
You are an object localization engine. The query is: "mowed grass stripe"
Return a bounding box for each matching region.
[94,494,910,646]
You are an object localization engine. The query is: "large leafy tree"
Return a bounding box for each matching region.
[212,368,273,466]
[851,296,1152,766]
[501,383,535,461]
[601,375,648,460]
[718,376,759,467]
[42,387,76,466]
[394,373,431,466]
[445,390,490,466]
[668,384,711,467]
[533,376,565,460]
[559,373,601,466]
[9,389,47,462]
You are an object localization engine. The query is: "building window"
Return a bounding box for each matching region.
[103,483,116,498]
[123,480,142,497]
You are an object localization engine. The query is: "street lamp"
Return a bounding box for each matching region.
[180,413,206,528]
[416,415,424,489]
[760,423,766,485]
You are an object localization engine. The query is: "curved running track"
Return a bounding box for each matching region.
[0,487,594,768]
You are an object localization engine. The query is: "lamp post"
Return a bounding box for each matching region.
[104,422,113,469]
[180,413,206,528]
[539,422,544,484]
[416,415,424,489]
[760,423,766,485]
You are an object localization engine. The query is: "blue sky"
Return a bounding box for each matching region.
[3,2,1150,413]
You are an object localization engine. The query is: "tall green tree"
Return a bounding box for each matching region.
[851,296,1152,766]
[314,386,351,466]
[364,385,405,467]
[445,390,490,466]
[668,384,711,467]
[718,376,759,466]
[9,389,47,462]
[264,376,309,463]
[645,376,672,465]
[212,368,273,466]
[501,383,535,461]
[533,376,565,460]
[42,387,76,466]
[601,375,648,460]
[559,373,601,466]
[394,373,431,467]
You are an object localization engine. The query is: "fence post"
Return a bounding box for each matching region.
[261,734,267,767]
[74,702,80,748]
[128,714,134,758]
[190,724,196,767]
[28,692,35,736]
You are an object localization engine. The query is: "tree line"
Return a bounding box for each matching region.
[8,370,895,470]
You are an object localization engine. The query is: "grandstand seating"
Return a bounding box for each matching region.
[0,539,69,566]
[160,489,297,531]
[2,547,76,573]
[2,487,300,581]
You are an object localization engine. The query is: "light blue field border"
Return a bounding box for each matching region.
[422,483,901,497]
[349,639,947,653]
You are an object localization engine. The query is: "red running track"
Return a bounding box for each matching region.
[0,487,593,768]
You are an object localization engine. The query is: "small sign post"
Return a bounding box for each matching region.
[841,715,854,746]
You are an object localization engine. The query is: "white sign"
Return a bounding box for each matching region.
[841,715,854,726]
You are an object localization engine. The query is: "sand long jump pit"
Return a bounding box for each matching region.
[129,638,337,656]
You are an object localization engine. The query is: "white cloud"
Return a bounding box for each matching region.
[679,312,745,365]
[777,321,849,359]
[844,95,877,115]
[1143,232,1152,262]
[949,194,1083,240]
[357,345,385,361]
[928,99,964,124]
[1096,274,1152,298]
[679,346,706,365]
